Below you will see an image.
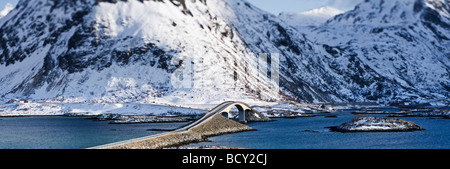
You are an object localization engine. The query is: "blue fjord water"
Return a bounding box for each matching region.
[189,109,450,149]
[0,109,449,149]
[0,116,188,149]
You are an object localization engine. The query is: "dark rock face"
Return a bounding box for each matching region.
[244,109,273,122]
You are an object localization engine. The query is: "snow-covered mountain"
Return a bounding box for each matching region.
[305,0,450,104]
[0,0,316,104]
[0,3,14,19]
[279,6,344,27]
[0,0,448,105]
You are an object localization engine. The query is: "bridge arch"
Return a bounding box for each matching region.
[220,102,253,123]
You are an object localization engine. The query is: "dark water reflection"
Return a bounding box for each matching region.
[0,116,188,149]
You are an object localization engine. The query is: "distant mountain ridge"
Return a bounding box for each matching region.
[279,6,344,27]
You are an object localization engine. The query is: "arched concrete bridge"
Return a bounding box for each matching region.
[216,101,253,123]
[88,101,259,149]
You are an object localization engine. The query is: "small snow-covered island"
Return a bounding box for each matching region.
[329,115,425,132]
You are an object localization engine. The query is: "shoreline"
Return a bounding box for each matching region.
[105,113,257,149]
[326,126,426,133]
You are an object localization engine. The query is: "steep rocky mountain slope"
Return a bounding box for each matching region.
[304,0,449,104]
[0,0,317,104]
[0,0,448,105]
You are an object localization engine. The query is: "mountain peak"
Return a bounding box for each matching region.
[0,3,14,19]
[279,6,344,27]
[302,6,344,18]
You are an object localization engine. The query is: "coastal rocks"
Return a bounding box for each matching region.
[389,109,450,119]
[351,108,450,119]
[262,110,316,118]
[94,113,201,124]
[240,109,273,122]
[352,110,395,114]
[329,115,425,132]
[256,102,332,118]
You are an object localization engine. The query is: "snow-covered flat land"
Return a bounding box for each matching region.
[0,98,329,118]
[0,100,207,117]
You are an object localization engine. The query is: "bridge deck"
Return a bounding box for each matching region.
[88,101,256,149]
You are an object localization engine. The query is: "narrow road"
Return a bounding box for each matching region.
[88,101,242,149]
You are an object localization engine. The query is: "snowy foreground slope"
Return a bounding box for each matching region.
[0,0,448,108]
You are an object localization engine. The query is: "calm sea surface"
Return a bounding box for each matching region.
[0,108,449,149]
[0,117,188,149]
[190,108,450,149]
